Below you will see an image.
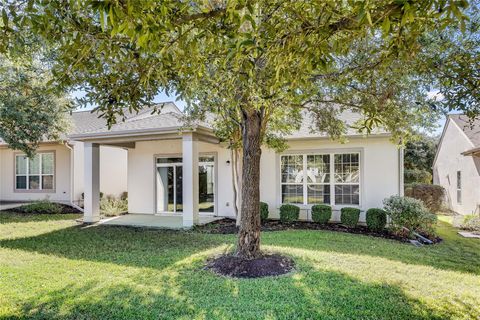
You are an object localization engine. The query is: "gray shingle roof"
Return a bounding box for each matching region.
[450,114,480,147]
[286,109,387,139]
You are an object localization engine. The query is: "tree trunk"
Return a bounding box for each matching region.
[236,110,262,259]
[231,147,243,226]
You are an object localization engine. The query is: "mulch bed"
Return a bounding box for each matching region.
[7,203,82,214]
[205,253,295,278]
[196,218,442,244]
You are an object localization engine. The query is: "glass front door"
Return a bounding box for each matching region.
[156,156,215,214]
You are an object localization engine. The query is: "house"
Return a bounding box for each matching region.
[1,102,404,227]
[0,111,129,209]
[433,114,480,215]
[65,102,403,227]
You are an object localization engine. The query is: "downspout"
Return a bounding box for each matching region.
[64,141,84,212]
[398,147,404,196]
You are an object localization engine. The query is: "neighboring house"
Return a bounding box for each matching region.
[0,111,128,208]
[65,102,404,227]
[433,114,480,215]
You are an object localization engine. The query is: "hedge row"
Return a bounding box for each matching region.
[259,203,387,231]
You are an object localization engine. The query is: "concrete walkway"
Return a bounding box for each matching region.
[98,214,221,229]
[0,202,26,211]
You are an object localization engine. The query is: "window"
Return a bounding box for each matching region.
[334,153,360,205]
[280,152,360,206]
[457,171,462,204]
[15,153,54,191]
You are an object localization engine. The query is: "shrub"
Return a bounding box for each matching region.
[311,204,332,224]
[120,192,128,201]
[22,200,63,214]
[404,184,445,213]
[260,202,269,221]
[404,169,432,185]
[279,204,300,223]
[340,207,360,228]
[383,195,437,238]
[366,208,387,232]
[100,198,128,217]
[460,215,480,233]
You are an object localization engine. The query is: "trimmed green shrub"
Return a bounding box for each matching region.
[366,208,387,232]
[22,200,63,214]
[383,195,437,238]
[340,207,360,228]
[311,204,332,224]
[260,202,269,221]
[279,204,300,223]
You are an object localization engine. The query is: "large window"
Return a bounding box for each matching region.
[15,153,55,191]
[281,152,360,206]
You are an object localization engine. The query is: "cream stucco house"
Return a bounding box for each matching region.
[1,102,404,227]
[433,114,480,215]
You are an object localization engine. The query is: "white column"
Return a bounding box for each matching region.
[84,142,100,223]
[182,132,199,227]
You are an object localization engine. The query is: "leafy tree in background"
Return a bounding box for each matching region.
[404,134,438,185]
[0,1,471,258]
[0,54,72,157]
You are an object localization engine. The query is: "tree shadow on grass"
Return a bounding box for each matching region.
[259,221,480,276]
[5,267,452,320]
[0,224,230,270]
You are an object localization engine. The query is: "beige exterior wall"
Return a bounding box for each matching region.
[433,120,480,215]
[261,137,402,221]
[0,144,72,203]
[72,142,128,202]
[0,142,128,205]
[128,139,235,216]
[127,136,401,222]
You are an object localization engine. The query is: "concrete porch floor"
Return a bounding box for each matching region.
[98,214,221,229]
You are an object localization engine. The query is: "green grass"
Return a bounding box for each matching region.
[0,213,479,319]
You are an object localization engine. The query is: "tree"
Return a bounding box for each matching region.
[1,0,470,259]
[404,133,438,185]
[0,54,71,157]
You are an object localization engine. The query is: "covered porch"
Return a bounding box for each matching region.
[75,125,224,228]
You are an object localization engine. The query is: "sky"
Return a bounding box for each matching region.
[72,89,449,137]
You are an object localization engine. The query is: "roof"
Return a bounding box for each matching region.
[449,114,480,147]
[1,102,389,145]
[286,109,387,139]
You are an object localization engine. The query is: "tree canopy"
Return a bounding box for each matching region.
[0,0,474,258]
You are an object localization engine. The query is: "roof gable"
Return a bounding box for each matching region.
[449,114,480,147]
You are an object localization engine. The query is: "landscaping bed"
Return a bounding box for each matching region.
[6,202,82,214]
[196,218,442,243]
[205,253,295,278]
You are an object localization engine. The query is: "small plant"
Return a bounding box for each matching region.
[120,191,128,200]
[279,204,300,223]
[260,202,269,221]
[460,215,480,233]
[340,207,360,228]
[100,198,128,217]
[366,208,387,232]
[311,204,332,224]
[22,200,63,214]
[383,195,437,238]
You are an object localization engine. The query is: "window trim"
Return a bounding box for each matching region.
[278,148,363,209]
[14,151,56,193]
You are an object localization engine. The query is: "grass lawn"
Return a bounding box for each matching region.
[0,213,479,319]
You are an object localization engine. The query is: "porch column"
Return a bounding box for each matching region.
[84,142,100,223]
[182,132,199,227]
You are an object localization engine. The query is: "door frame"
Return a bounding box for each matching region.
[154,153,217,216]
